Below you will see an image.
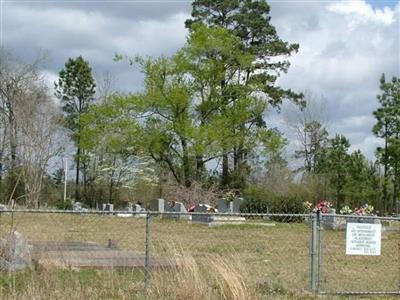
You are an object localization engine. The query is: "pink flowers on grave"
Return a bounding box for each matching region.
[354,204,374,216]
[313,200,332,214]
[303,200,332,213]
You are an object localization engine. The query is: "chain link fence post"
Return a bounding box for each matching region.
[317,211,324,293]
[144,212,151,290]
[310,213,318,293]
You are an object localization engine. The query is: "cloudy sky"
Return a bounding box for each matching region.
[1,0,399,162]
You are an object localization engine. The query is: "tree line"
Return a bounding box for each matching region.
[0,0,398,214]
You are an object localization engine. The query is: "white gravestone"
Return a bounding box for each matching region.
[346,223,381,256]
[102,203,114,212]
[133,204,142,212]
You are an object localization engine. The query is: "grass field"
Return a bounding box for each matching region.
[0,212,399,299]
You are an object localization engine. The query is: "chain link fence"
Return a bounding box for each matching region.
[317,214,400,296]
[0,210,399,299]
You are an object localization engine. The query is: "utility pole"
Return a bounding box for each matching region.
[64,159,68,203]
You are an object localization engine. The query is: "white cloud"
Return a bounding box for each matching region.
[341,115,375,130]
[350,136,382,159]
[327,0,396,25]
[271,0,398,160]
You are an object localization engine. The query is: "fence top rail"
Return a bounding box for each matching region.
[322,213,400,221]
[0,209,399,221]
[0,209,311,218]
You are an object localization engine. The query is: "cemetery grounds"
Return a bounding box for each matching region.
[0,211,399,299]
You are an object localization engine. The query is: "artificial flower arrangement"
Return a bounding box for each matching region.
[354,204,374,215]
[339,205,352,215]
[303,201,313,211]
[313,200,332,213]
[339,203,374,215]
[224,191,236,204]
[303,200,332,213]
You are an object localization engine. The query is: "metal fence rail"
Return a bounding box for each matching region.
[0,209,399,298]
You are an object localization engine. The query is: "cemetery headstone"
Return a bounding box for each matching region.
[162,201,190,220]
[192,204,213,223]
[0,231,33,272]
[322,208,337,229]
[134,204,142,211]
[347,215,380,224]
[232,198,244,213]
[174,201,190,220]
[218,198,230,213]
[73,202,82,211]
[102,203,114,212]
[164,201,175,212]
[149,198,165,212]
[174,202,187,213]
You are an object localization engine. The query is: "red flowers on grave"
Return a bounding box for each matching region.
[313,200,332,214]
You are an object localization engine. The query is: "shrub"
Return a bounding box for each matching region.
[55,198,73,210]
[268,194,306,214]
[241,185,308,222]
[269,195,306,222]
[241,186,271,213]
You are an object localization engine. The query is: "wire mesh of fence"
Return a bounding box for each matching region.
[0,209,399,299]
[318,213,400,295]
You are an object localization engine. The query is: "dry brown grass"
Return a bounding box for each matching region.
[148,245,255,300]
[1,268,145,299]
[0,212,399,299]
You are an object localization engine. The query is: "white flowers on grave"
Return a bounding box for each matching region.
[340,204,374,216]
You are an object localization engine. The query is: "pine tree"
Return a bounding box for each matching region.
[373,74,400,214]
[186,0,303,187]
[55,56,96,202]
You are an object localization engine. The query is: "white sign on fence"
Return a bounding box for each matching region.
[346,223,381,255]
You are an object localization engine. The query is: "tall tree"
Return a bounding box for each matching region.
[344,150,380,210]
[182,23,266,188]
[0,48,47,202]
[18,86,63,207]
[373,74,400,214]
[314,134,350,210]
[55,56,96,202]
[294,120,328,172]
[327,135,350,210]
[186,0,304,187]
[85,24,276,189]
[286,91,328,173]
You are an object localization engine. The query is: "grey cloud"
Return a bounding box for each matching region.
[8,0,192,21]
[3,3,189,92]
[2,0,398,161]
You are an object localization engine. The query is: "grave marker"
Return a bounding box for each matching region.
[149,198,165,212]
